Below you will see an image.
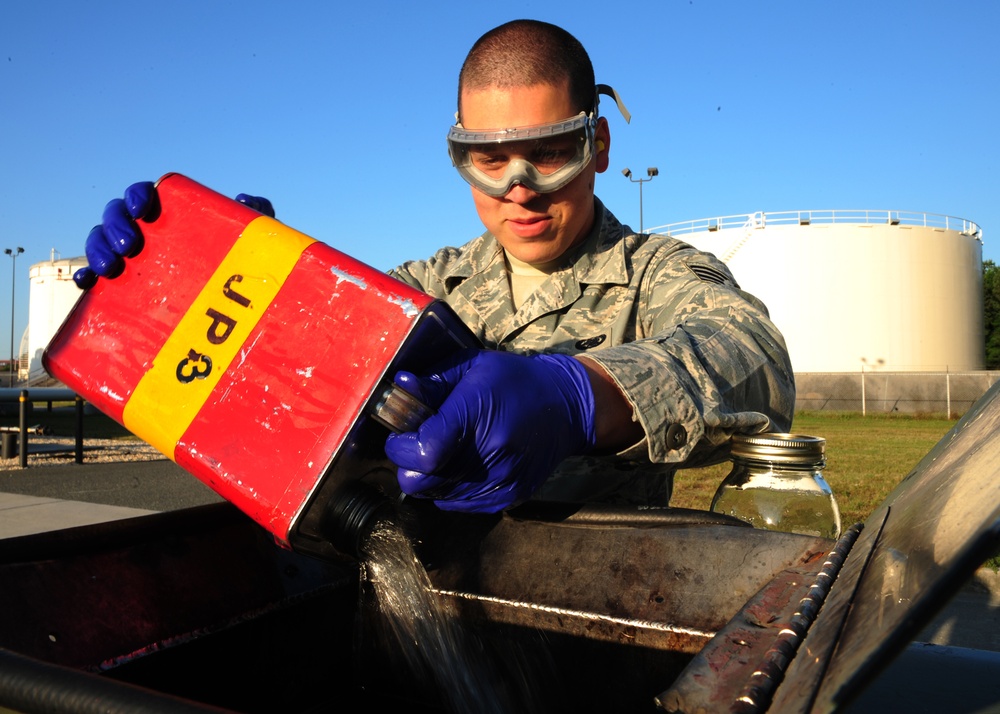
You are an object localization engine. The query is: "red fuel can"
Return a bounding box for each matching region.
[43,173,479,560]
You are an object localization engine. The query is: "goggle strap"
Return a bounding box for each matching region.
[452,84,631,126]
[596,84,631,124]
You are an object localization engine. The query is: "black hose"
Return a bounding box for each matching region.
[0,647,231,714]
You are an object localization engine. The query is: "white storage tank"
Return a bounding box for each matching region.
[651,210,984,373]
[26,253,87,385]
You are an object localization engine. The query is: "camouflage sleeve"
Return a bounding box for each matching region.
[387,247,464,298]
[582,246,796,467]
[388,262,427,292]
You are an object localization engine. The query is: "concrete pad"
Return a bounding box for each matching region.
[0,492,155,538]
[917,568,1000,653]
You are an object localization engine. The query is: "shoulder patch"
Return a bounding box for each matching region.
[686,262,738,288]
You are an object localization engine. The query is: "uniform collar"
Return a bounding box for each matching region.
[440,196,630,286]
[570,197,630,286]
[441,198,632,345]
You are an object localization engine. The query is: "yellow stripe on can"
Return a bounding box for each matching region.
[123,216,315,457]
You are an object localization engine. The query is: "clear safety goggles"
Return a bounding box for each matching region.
[447,84,631,197]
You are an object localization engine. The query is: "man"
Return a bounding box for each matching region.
[77,20,795,515]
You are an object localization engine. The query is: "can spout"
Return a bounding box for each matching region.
[321,481,397,559]
[311,382,434,559]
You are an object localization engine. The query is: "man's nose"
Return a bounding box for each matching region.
[504,182,541,203]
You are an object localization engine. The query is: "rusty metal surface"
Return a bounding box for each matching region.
[655,564,823,713]
[655,526,859,713]
[424,504,834,652]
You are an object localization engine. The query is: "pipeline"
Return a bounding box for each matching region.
[507,501,753,528]
[0,647,230,714]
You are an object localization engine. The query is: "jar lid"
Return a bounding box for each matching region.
[730,433,825,462]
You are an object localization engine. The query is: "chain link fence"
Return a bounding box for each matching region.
[794,372,1000,418]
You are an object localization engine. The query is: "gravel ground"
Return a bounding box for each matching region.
[0,437,165,469]
[0,439,221,512]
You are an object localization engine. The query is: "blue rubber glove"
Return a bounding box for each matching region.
[235,193,275,218]
[73,181,157,288]
[383,349,597,513]
[73,184,276,289]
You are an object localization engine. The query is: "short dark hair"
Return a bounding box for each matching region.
[457,20,596,122]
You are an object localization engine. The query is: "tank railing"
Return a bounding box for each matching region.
[649,209,982,241]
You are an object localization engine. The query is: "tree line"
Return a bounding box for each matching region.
[985,260,1000,370]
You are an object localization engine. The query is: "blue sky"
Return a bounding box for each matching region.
[2,1,997,362]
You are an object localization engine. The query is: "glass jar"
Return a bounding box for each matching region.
[710,433,842,539]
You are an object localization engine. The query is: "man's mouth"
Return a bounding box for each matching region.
[506,214,552,238]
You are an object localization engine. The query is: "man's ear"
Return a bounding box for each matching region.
[595,117,611,173]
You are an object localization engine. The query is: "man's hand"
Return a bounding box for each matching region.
[383,349,597,513]
[73,182,276,289]
[74,181,157,288]
[234,193,275,218]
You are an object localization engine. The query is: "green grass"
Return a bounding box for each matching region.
[673,411,956,527]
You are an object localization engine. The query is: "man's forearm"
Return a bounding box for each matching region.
[576,356,645,452]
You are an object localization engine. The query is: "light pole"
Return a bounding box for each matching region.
[621,167,659,235]
[5,247,23,387]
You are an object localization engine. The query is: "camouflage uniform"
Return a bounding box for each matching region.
[389,198,795,505]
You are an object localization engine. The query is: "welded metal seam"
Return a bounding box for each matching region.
[431,588,717,639]
[732,523,863,714]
